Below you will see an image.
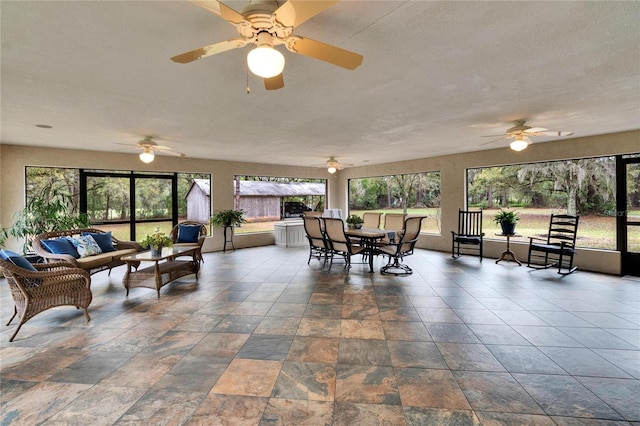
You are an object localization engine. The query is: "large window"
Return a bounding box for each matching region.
[26,167,211,241]
[348,172,441,234]
[233,176,326,234]
[467,157,616,249]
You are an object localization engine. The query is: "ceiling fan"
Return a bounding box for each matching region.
[325,156,353,174]
[115,136,185,163]
[481,120,574,151]
[171,0,364,90]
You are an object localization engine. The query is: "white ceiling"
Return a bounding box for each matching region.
[1,1,639,169]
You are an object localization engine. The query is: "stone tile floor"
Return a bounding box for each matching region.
[1,246,639,425]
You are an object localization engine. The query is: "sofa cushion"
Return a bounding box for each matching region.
[75,252,115,270]
[177,224,202,243]
[82,231,115,253]
[71,235,103,258]
[41,238,80,258]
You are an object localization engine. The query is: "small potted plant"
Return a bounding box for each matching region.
[140,228,173,256]
[210,209,247,228]
[346,214,364,229]
[494,209,519,235]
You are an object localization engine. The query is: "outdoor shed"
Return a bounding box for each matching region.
[237,181,325,221]
[185,179,210,223]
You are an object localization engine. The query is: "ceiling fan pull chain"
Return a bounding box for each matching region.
[246,63,251,94]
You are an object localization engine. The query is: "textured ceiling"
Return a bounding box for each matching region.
[1,1,639,169]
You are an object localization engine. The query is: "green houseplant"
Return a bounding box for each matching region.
[0,186,90,254]
[140,228,173,255]
[494,209,519,235]
[346,214,364,229]
[210,209,247,228]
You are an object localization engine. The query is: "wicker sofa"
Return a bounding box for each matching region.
[33,228,142,275]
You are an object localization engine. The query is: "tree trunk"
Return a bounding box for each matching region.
[567,187,577,215]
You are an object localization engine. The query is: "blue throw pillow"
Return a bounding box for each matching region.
[8,255,37,271]
[81,231,115,253]
[41,238,80,258]
[177,224,201,243]
[0,249,21,261]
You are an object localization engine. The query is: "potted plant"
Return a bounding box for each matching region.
[0,186,89,254]
[210,209,247,228]
[494,209,519,235]
[140,228,173,256]
[346,214,364,229]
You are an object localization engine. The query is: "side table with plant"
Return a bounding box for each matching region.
[210,209,247,228]
[210,209,246,252]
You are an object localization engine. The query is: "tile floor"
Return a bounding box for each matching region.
[1,246,639,425]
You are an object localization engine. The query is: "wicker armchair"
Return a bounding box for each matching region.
[169,221,207,263]
[0,259,92,342]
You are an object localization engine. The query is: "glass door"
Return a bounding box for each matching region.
[619,156,640,276]
[83,174,132,240]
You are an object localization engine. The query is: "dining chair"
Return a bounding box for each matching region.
[362,212,382,229]
[380,213,407,244]
[322,218,365,272]
[303,216,329,266]
[378,216,425,275]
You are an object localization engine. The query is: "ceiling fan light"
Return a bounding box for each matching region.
[327,166,337,174]
[510,136,530,152]
[139,149,155,163]
[247,46,285,78]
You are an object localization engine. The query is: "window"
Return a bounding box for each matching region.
[348,172,441,234]
[26,167,211,241]
[233,176,327,234]
[467,157,616,249]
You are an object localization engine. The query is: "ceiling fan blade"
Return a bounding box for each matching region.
[480,135,509,146]
[171,39,247,63]
[286,36,363,70]
[274,0,338,28]
[152,145,174,151]
[481,134,507,138]
[264,73,284,91]
[524,127,548,133]
[531,130,574,137]
[161,150,186,158]
[191,0,247,25]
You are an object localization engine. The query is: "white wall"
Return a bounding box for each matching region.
[1,129,638,274]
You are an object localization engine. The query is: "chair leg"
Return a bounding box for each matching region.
[6,306,17,326]
[83,308,91,322]
[9,317,25,342]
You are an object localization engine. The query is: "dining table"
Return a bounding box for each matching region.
[344,227,388,273]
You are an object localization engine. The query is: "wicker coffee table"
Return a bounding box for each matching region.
[121,246,199,298]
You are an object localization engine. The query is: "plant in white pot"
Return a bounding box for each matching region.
[346,214,364,229]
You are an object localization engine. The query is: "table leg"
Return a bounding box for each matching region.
[124,262,132,296]
[496,235,522,266]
